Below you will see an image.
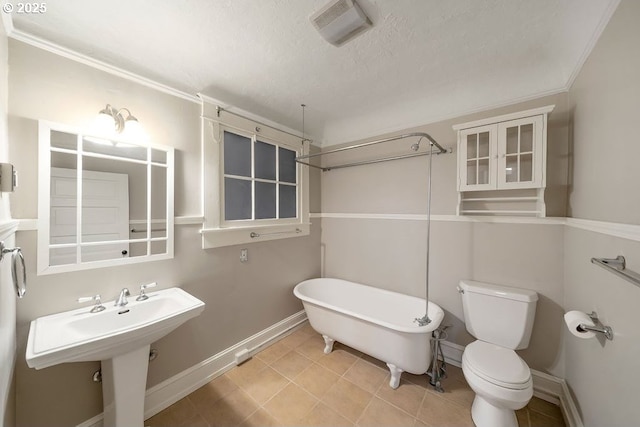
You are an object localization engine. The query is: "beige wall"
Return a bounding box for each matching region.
[0,16,10,217]
[9,41,320,426]
[563,228,639,427]
[320,2,639,423]
[322,217,565,372]
[320,94,570,377]
[567,0,640,225]
[321,93,569,217]
[0,15,17,427]
[6,2,639,425]
[564,1,640,426]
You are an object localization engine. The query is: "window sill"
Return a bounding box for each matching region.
[200,223,311,249]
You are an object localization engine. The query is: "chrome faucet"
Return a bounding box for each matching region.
[115,288,131,307]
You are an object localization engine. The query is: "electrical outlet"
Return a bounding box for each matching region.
[240,249,248,263]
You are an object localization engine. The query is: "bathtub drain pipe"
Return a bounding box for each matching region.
[428,325,449,393]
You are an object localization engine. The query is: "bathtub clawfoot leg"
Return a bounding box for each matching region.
[322,335,335,354]
[386,363,403,389]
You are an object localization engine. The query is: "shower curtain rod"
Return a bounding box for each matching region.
[295,132,450,171]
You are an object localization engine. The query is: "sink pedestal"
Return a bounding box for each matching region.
[101,345,150,427]
[26,287,206,426]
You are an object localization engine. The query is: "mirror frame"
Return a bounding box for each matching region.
[37,120,175,275]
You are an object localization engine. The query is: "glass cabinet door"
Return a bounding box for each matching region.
[497,116,543,188]
[459,125,496,191]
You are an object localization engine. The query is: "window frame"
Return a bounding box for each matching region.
[201,104,310,249]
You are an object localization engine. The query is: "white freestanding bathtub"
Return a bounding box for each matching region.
[294,278,444,388]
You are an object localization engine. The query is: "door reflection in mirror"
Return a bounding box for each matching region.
[38,121,174,275]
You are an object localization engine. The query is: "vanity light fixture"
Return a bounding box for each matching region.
[96,104,143,137]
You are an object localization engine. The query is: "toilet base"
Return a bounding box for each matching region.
[471,395,518,427]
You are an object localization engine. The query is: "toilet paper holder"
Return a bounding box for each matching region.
[578,311,614,341]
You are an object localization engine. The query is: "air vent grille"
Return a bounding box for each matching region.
[310,0,372,46]
[313,0,350,29]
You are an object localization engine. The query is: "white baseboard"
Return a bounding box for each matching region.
[76,413,102,427]
[530,369,562,406]
[440,339,464,368]
[439,340,583,427]
[77,310,307,427]
[558,380,584,427]
[78,319,582,427]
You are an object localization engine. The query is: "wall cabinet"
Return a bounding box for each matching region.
[453,105,554,216]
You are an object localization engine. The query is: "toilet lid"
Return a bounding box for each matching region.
[463,341,531,389]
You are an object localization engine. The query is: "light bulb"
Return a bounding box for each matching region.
[123,116,146,141]
[94,111,116,136]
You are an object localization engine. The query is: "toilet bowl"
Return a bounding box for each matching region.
[457,280,538,427]
[462,341,533,427]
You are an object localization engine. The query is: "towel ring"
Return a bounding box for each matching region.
[0,241,27,298]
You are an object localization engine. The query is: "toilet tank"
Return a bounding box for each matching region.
[459,280,538,350]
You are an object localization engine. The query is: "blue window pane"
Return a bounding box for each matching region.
[255,140,276,180]
[225,178,251,220]
[255,182,276,219]
[279,184,296,218]
[279,147,297,183]
[224,131,251,177]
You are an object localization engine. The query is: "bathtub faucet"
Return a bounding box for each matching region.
[414,314,431,326]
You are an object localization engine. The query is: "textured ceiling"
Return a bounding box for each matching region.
[9,0,618,145]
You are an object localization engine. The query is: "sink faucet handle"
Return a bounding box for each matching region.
[78,294,106,313]
[136,282,157,301]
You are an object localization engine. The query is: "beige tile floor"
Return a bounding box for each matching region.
[147,323,566,427]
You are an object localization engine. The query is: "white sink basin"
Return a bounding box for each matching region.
[26,287,205,369]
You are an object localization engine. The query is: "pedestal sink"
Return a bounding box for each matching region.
[26,287,205,427]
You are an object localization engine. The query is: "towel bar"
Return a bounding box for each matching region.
[0,241,26,298]
[591,256,640,289]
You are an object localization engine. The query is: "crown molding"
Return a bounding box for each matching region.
[5,25,307,139]
[452,105,555,131]
[564,0,621,90]
[314,0,621,148]
[320,86,568,147]
[4,0,620,150]
[7,28,200,103]
[1,6,14,35]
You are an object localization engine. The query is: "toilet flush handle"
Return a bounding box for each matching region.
[456,286,464,294]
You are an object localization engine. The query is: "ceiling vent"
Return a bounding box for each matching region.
[310,0,372,46]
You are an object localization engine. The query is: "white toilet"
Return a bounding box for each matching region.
[458,280,538,427]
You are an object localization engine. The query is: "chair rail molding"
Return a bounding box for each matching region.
[312,213,640,242]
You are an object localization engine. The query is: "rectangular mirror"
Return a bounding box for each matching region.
[38,121,174,275]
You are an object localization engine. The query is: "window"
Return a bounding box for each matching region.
[201,101,310,249]
[223,131,298,222]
